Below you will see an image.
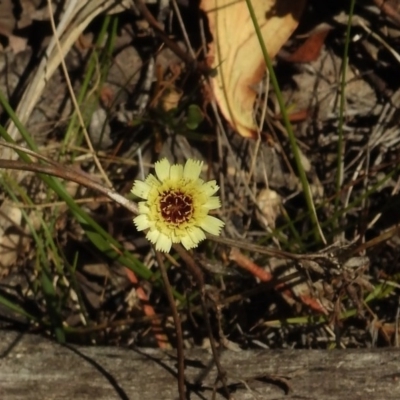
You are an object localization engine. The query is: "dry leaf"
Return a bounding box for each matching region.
[0,203,28,273]
[7,35,28,54]
[256,188,282,229]
[0,0,15,36]
[18,0,40,29]
[161,88,183,111]
[201,0,306,138]
[0,0,28,54]
[285,28,330,63]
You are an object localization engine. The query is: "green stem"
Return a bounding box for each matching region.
[245,0,324,244]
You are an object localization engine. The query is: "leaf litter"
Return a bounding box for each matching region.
[0,0,399,357]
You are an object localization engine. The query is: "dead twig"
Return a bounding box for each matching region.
[0,158,138,214]
[154,250,185,400]
[172,243,231,399]
[133,0,212,75]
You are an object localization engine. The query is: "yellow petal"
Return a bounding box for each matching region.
[195,178,205,186]
[147,229,160,244]
[156,232,173,252]
[188,226,206,244]
[145,173,161,187]
[170,164,184,180]
[184,159,203,180]
[203,196,221,210]
[138,201,150,214]
[131,180,151,199]
[201,180,219,196]
[200,215,225,235]
[134,214,151,231]
[155,158,171,182]
[170,231,181,243]
[181,234,196,250]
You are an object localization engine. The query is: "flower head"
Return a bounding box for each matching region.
[131,158,224,252]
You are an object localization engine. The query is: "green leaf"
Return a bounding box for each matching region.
[41,266,65,343]
[186,104,203,130]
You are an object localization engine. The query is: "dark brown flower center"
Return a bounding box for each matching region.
[159,190,193,225]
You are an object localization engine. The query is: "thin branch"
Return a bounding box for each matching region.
[47,0,113,188]
[0,155,354,260]
[0,159,138,215]
[133,0,211,75]
[155,251,185,400]
[173,244,230,398]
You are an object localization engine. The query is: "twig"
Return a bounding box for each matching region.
[46,0,113,188]
[154,251,185,400]
[3,145,380,262]
[374,0,400,26]
[133,0,211,75]
[229,248,273,282]
[229,248,328,314]
[171,0,197,60]
[124,267,170,349]
[0,155,344,261]
[0,159,138,215]
[173,244,230,398]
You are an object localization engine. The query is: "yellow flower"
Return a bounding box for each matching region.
[131,158,224,252]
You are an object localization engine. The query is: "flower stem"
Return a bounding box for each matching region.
[155,250,185,400]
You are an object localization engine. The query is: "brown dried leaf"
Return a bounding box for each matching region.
[7,35,28,54]
[256,188,282,229]
[160,87,183,111]
[201,0,306,138]
[18,0,40,29]
[285,28,330,63]
[0,0,15,35]
[0,0,30,53]
[0,203,28,273]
